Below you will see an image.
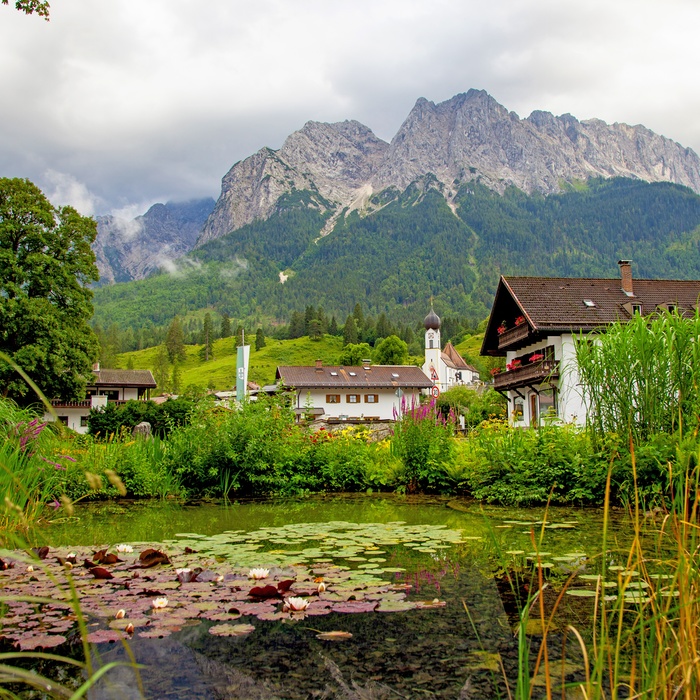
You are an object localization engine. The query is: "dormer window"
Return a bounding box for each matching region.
[583,299,596,307]
[632,304,642,315]
[330,372,338,376]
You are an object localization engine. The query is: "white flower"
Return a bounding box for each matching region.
[248,568,269,580]
[317,582,326,593]
[116,544,133,554]
[151,597,168,609]
[175,568,191,575]
[115,609,126,619]
[27,565,34,572]
[285,596,309,611]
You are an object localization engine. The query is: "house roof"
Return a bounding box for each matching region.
[441,342,478,372]
[482,275,700,356]
[91,369,157,389]
[276,365,432,390]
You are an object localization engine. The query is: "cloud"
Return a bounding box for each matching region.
[2,0,700,215]
[42,170,101,216]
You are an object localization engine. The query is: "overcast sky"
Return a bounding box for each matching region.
[2,0,699,217]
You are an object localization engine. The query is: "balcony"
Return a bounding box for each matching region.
[497,323,530,350]
[493,360,559,392]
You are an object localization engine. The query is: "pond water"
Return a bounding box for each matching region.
[4,495,634,699]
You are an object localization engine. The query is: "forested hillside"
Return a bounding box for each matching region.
[92,177,700,351]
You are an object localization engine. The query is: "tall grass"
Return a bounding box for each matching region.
[575,310,700,443]
[0,400,65,532]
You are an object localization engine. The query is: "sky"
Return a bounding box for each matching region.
[2,0,699,218]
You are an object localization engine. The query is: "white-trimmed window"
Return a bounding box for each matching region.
[326,394,340,403]
[347,394,360,403]
[364,394,379,403]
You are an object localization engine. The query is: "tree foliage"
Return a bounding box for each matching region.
[0,178,99,402]
[373,335,408,365]
[2,0,49,19]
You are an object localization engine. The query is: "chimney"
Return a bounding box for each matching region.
[315,359,323,371]
[618,259,633,296]
[92,362,100,371]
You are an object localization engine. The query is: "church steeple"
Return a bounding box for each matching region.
[423,305,442,392]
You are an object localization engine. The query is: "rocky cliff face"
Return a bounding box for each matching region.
[94,198,215,284]
[199,89,700,245]
[197,120,388,246]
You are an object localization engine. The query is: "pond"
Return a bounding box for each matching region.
[2,495,634,699]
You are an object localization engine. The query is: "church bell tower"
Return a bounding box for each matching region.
[422,307,442,393]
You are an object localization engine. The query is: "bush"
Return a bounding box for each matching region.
[87,397,197,438]
[390,398,455,493]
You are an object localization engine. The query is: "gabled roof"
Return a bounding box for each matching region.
[91,369,157,389]
[441,342,478,372]
[276,365,432,390]
[482,275,700,356]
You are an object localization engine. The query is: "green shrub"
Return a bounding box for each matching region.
[390,398,455,493]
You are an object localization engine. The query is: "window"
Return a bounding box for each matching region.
[326,394,340,403]
[58,416,68,425]
[632,304,642,315]
[364,394,378,403]
[513,399,524,421]
[539,389,557,420]
[80,416,89,427]
[347,394,360,403]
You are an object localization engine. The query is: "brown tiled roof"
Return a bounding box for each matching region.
[482,274,700,356]
[504,276,700,329]
[441,342,470,370]
[91,369,157,388]
[276,365,432,389]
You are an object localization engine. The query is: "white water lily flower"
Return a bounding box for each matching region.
[285,596,309,612]
[115,609,126,619]
[317,582,326,593]
[116,544,133,554]
[175,568,191,575]
[151,597,168,609]
[248,568,269,580]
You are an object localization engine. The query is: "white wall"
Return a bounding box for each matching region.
[295,388,424,421]
[505,334,587,427]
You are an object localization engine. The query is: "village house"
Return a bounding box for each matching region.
[44,365,156,433]
[481,261,700,427]
[276,361,432,422]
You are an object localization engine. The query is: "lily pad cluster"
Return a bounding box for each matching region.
[0,521,462,650]
[566,566,677,603]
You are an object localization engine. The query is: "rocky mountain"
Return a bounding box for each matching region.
[199,89,700,245]
[94,198,215,284]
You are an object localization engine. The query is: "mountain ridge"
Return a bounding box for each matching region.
[198,89,700,246]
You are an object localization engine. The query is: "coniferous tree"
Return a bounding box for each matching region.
[220,312,232,338]
[171,362,182,394]
[165,316,186,362]
[343,315,358,345]
[152,345,170,393]
[200,313,214,361]
[255,327,266,351]
[328,316,339,336]
[308,319,323,341]
[288,311,305,339]
[353,303,364,329]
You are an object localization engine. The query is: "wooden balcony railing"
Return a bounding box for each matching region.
[493,360,559,391]
[497,323,530,349]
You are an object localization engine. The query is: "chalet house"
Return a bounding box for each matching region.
[481,261,700,427]
[276,361,432,422]
[45,366,157,433]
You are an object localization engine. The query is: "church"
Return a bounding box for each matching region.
[422,308,480,396]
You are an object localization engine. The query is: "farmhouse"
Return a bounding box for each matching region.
[276,361,432,422]
[481,261,700,427]
[45,366,156,433]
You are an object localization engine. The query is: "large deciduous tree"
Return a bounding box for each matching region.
[1,0,50,19]
[0,178,99,403]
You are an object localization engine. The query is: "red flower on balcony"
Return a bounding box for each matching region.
[490,367,502,376]
[506,359,522,371]
[497,323,507,335]
[514,315,526,326]
[529,353,544,362]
